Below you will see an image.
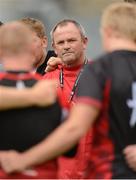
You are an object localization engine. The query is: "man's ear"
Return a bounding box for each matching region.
[52,42,58,56]
[42,36,48,48]
[83,37,88,50]
[104,27,113,38]
[103,26,118,38]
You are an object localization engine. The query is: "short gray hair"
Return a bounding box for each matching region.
[50,19,86,42]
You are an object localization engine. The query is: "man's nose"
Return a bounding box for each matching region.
[63,41,70,49]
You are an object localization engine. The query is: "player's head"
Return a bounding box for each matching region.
[19,17,48,67]
[101,2,136,51]
[0,21,38,70]
[0,21,34,57]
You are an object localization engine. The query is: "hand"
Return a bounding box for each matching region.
[32,80,58,107]
[0,150,26,173]
[123,145,136,171]
[45,57,62,72]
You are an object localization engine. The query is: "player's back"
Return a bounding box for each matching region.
[0,71,61,178]
[83,50,136,178]
[0,71,61,151]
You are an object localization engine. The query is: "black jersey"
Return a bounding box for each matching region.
[36,50,57,75]
[76,50,136,179]
[0,71,61,152]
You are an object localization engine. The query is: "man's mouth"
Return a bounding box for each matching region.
[63,52,73,56]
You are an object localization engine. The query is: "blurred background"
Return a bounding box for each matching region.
[0,0,124,59]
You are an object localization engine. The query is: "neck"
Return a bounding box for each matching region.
[2,55,34,72]
[63,56,86,68]
[106,37,136,52]
[36,52,46,68]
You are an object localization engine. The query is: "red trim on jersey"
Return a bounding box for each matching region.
[0,72,42,80]
[0,73,6,80]
[76,96,102,109]
[87,79,114,179]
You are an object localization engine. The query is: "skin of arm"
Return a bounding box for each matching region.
[0,86,35,110]
[0,102,99,173]
[0,80,58,110]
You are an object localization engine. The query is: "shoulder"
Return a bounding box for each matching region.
[87,52,114,74]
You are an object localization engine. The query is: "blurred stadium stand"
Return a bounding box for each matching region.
[0,0,123,59]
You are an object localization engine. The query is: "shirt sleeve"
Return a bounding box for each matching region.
[76,63,105,109]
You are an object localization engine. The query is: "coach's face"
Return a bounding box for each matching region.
[52,22,87,67]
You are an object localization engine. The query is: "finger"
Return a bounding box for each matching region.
[0,157,12,173]
[125,150,134,158]
[125,154,136,171]
[50,59,62,66]
[127,161,136,172]
[47,57,62,65]
[0,152,7,162]
[47,57,55,64]
[124,145,136,154]
[125,153,135,165]
[45,66,56,73]
[124,148,136,161]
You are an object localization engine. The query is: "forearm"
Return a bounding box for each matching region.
[21,104,97,168]
[0,86,34,110]
[22,120,85,168]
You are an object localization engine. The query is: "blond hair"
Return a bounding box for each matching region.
[101,2,136,42]
[19,17,46,38]
[0,21,33,56]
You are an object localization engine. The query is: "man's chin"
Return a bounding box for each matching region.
[63,60,77,67]
[62,55,75,63]
[63,59,73,64]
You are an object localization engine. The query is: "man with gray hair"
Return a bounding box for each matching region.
[43,19,90,178]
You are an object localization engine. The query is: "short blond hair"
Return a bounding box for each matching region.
[0,21,33,56]
[101,2,136,42]
[19,17,46,38]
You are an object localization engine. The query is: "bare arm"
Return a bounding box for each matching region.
[0,86,34,110]
[0,103,99,173]
[0,80,58,110]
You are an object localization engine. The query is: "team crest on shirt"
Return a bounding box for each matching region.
[61,108,69,121]
[127,82,136,127]
[16,80,25,89]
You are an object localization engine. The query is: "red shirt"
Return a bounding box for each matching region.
[43,64,92,178]
[43,64,83,108]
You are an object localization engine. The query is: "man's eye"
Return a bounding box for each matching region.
[69,39,76,42]
[58,41,64,45]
